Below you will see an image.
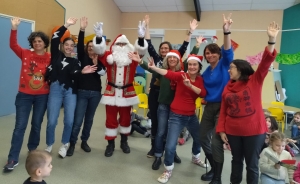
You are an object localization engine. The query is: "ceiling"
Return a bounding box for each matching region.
[113,0,300,12]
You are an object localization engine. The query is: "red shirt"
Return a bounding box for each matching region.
[216,47,277,136]
[10,30,51,95]
[165,71,206,115]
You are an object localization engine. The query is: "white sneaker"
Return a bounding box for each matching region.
[58,143,69,158]
[157,170,172,183]
[192,156,208,168]
[45,145,53,153]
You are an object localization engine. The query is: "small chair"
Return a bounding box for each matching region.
[137,93,148,117]
[268,107,285,132]
[271,101,284,106]
[195,97,203,121]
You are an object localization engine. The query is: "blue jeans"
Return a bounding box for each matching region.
[154,104,170,157]
[8,92,48,162]
[46,81,77,146]
[291,125,300,138]
[164,111,201,166]
[260,173,285,184]
[69,89,101,144]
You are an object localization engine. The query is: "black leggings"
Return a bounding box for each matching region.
[148,88,159,138]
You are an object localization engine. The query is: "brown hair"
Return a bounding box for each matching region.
[269,132,286,145]
[294,112,300,117]
[25,150,51,175]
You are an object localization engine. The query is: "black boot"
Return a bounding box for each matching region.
[105,140,115,157]
[209,161,223,184]
[147,137,155,158]
[152,157,162,170]
[174,151,181,164]
[120,134,130,153]
[201,154,214,181]
[81,141,91,152]
[66,143,75,156]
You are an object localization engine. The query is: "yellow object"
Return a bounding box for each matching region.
[134,85,143,95]
[137,93,148,117]
[271,101,284,106]
[268,107,285,132]
[84,34,96,44]
[133,109,137,113]
[195,97,203,121]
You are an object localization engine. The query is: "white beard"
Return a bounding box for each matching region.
[112,44,134,67]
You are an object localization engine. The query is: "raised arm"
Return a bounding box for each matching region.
[144,15,150,40]
[223,13,233,50]
[143,15,160,63]
[92,22,106,56]
[77,17,88,63]
[184,19,198,42]
[9,17,23,58]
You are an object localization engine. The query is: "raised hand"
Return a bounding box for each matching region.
[147,57,155,69]
[196,35,204,46]
[82,65,97,74]
[80,17,88,30]
[128,52,141,62]
[11,17,21,30]
[190,19,198,32]
[144,15,150,27]
[137,20,146,38]
[66,17,78,27]
[182,73,192,88]
[267,21,280,40]
[93,22,103,37]
[223,13,233,32]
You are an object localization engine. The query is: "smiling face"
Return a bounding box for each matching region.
[205,48,220,65]
[167,56,179,69]
[159,43,170,58]
[32,37,45,52]
[87,42,95,55]
[187,60,200,75]
[62,39,75,56]
[228,63,241,81]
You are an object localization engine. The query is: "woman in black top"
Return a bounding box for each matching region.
[45,17,96,158]
[67,17,106,156]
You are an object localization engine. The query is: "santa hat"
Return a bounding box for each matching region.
[212,36,218,43]
[202,38,208,43]
[187,54,203,64]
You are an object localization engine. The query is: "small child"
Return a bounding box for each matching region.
[259,132,294,184]
[130,109,150,137]
[23,150,52,184]
[290,112,300,139]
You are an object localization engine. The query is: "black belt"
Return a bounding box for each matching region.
[107,82,133,89]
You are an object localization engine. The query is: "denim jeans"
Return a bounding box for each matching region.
[154,104,170,157]
[260,173,285,184]
[46,81,77,146]
[8,92,48,162]
[69,89,101,144]
[164,111,201,167]
[291,125,300,138]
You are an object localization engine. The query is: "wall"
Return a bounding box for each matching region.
[280,4,300,108]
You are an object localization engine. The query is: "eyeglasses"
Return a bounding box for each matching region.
[116,43,127,46]
[229,65,237,70]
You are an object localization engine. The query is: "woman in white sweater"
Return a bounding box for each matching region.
[259,132,294,184]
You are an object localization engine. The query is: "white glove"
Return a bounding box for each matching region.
[93,22,103,37]
[137,21,146,38]
[97,69,106,76]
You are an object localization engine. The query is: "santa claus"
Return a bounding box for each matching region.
[92,21,148,157]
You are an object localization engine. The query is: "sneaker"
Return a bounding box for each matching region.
[45,145,53,153]
[58,143,69,158]
[192,156,208,168]
[144,132,151,138]
[3,161,19,171]
[157,170,172,183]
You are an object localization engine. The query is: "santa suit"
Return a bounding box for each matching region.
[93,34,148,140]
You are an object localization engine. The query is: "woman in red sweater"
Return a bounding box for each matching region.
[216,21,279,184]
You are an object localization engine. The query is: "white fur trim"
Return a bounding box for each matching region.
[192,153,200,158]
[115,35,129,44]
[166,52,180,60]
[101,95,139,106]
[92,36,106,55]
[187,56,202,63]
[105,127,118,137]
[134,39,148,56]
[164,164,174,171]
[115,66,125,86]
[107,54,113,65]
[119,125,132,134]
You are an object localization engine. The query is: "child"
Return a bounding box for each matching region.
[130,109,150,137]
[24,150,52,184]
[259,132,294,184]
[290,112,300,139]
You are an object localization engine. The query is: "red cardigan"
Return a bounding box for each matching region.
[216,47,277,136]
[165,71,206,115]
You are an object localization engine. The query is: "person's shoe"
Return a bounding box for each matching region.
[120,142,130,153]
[105,144,115,157]
[174,152,181,164]
[201,154,215,181]
[144,132,151,138]
[67,143,75,156]
[147,147,155,158]
[81,141,91,152]
[209,161,223,184]
[3,161,19,172]
[192,155,209,168]
[45,145,53,153]
[157,170,172,183]
[152,157,162,170]
[58,143,69,158]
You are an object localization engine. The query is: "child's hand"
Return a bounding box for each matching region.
[274,163,280,169]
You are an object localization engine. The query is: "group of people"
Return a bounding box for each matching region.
[3,12,298,184]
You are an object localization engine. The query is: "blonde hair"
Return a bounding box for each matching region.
[162,56,181,71]
[25,150,51,175]
[269,132,286,145]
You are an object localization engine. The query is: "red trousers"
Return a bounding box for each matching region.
[105,105,131,140]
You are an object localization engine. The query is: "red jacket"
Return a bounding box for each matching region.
[216,47,277,136]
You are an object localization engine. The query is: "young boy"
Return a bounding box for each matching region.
[130,109,150,137]
[23,150,52,184]
[290,112,300,139]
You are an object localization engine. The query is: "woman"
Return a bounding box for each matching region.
[129,52,206,183]
[199,14,234,183]
[217,21,279,184]
[144,15,197,160]
[66,17,106,156]
[3,17,51,172]
[45,17,97,158]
